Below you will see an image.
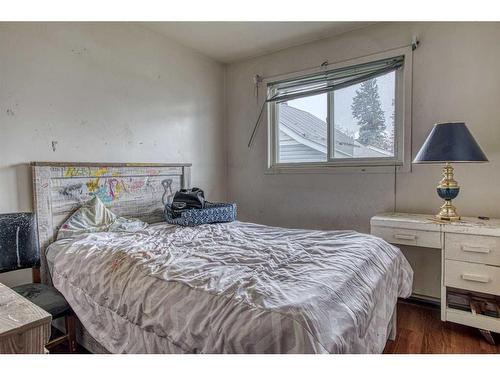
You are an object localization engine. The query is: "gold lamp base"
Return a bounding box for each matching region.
[435,162,461,222]
[436,200,460,221]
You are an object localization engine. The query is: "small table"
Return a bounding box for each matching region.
[371,213,500,343]
[0,282,51,353]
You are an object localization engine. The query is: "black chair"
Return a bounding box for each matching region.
[0,212,76,353]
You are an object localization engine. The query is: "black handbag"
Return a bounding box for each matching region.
[172,188,206,213]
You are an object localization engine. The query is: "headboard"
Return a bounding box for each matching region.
[31,162,191,284]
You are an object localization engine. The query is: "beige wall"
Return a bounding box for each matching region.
[226,22,500,232]
[0,23,226,286]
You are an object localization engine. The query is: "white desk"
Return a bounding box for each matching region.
[371,213,500,335]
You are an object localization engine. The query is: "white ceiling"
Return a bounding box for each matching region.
[142,22,374,63]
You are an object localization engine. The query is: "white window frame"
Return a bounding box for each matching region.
[266,47,412,174]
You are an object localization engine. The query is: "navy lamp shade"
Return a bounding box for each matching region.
[413,122,488,221]
[413,122,488,163]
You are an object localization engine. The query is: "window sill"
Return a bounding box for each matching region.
[266,162,410,175]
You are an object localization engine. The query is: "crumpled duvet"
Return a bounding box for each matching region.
[47,221,413,353]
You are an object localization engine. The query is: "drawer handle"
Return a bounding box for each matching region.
[461,273,491,283]
[394,234,416,241]
[461,245,490,254]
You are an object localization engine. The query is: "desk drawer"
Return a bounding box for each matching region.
[445,259,500,295]
[371,226,441,248]
[445,233,500,266]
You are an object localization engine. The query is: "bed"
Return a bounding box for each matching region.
[32,162,413,354]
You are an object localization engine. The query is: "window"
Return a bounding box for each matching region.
[267,50,411,171]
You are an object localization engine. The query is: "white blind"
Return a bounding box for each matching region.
[248,55,404,147]
[268,55,404,102]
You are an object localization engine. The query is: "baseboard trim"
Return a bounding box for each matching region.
[401,294,441,308]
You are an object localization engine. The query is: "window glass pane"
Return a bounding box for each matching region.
[277,93,327,163]
[333,71,395,158]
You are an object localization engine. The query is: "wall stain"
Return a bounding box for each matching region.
[71,47,88,55]
[51,141,58,152]
[6,108,15,116]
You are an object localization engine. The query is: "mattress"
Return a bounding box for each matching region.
[46,221,413,353]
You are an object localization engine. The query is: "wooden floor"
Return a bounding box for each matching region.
[384,300,500,354]
[50,300,500,354]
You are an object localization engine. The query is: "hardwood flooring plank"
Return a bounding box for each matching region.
[386,300,500,354]
[392,328,424,354]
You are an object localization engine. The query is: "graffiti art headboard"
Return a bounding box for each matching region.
[32,162,191,283]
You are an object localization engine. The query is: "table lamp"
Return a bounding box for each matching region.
[413,122,488,221]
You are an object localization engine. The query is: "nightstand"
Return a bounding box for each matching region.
[0,282,51,353]
[371,213,500,342]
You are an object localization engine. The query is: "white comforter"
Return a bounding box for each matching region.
[47,221,412,353]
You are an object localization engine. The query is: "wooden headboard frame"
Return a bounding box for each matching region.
[31,162,191,284]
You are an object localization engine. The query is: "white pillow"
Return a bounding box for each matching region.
[57,196,148,240]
